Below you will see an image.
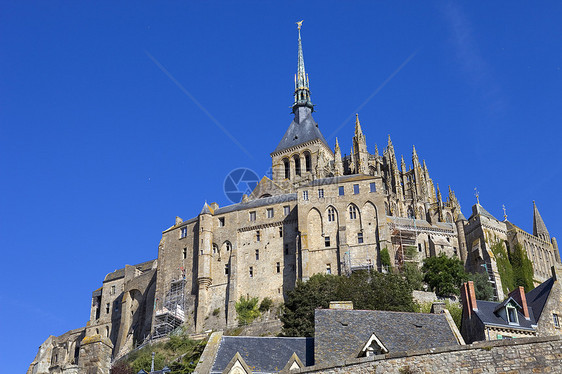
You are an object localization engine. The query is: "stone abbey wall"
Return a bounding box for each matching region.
[296,336,562,374]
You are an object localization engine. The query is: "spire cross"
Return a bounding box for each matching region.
[474,187,480,205]
[502,204,507,221]
[296,20,303,30]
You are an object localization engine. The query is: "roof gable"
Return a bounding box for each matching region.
[222,352,252,374]
[272,110,330,155]
[525,277,555,321]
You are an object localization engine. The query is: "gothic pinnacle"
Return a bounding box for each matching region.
[374,143,379,157]
[355,113,363,137]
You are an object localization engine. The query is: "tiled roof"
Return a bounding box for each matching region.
[525,277,554,321]
[272,111,330,154]
[314,309,460,365]
[473,300,536,331]
[210,336,314,374]
[213,194,297,215]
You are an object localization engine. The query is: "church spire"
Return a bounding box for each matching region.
[293,20,313,112]
[533,201,550,242]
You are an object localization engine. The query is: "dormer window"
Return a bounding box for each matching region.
[507,306,518,325]
[360,333,389,357]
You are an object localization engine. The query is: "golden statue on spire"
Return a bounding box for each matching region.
[296,20,303,30]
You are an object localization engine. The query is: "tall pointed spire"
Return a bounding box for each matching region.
[293,20,313,112]
[354,113,364,137]
[533,201,550,241]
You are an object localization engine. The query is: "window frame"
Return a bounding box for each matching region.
[353,184,360,195]
[267,208,274,218]
[249,211,256,222]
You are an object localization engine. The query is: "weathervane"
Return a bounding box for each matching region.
[474,187,480,205]
[502,204,507,221]
[296,20,303,30]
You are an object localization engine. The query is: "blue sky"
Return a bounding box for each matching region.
[1,1,561,371]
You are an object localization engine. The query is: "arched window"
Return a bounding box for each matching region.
[213,244,218,254]
[293,155,301,176]
[283,158,290,179]
[304,152,312,172]
[225,242,232,251]
[349,205,358,220]
[446,213,452,223]
[327,207,335,222]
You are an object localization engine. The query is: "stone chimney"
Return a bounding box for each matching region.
[508,286,529,319]
[431,302,446,314]
[460,281,478,318]
[329,301,353,310]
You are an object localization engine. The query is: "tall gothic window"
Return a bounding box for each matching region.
[304,152,312,172]
[328,207,335,222]
[293,155,301,176]
[283,158,290,179]
[349,205,358,220]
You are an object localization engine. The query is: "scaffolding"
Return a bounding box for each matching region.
[152,279,186,339]
[390,223,418,269]
[342,250,375,276]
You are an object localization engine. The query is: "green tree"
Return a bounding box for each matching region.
[402,262,424,291]
[380,247,391,270]
[490,241,514,295]
[422,254,467,297]
[280,271,415,337]
[510,243,534,292]
[280,274,340,337]
[235,296,261,326]
[467,272,494,301]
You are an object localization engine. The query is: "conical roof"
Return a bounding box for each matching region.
[533,201,549,239]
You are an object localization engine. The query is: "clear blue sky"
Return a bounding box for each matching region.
[1,1,561,371]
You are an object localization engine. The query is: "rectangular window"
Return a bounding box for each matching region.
[219,217,225,227]
[111,285,115,295]
[318,189,324,198]
[225,264,229,275]
[249,211,256,221]
[255,249,259,260]
[284,244,289,255]
[357,232,364,244]
[326,264,331,274]
[284,205,290,216]
[267,208,274,218]
[353,184,360,194]
[418,243,422,252]
[339,186,344,196]
[325,236,331,247]
[256,230,261,242]
[370,182,376,193]
[279,227,283,237]
[507,306,518,324]
[180,227,187,238]
[106,303,110,314]
[303,190,309,200]
[183,248,187,259]
[249,266,253,278]
[276,262,281,273]
[554,313,560,328]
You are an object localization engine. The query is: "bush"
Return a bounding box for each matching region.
[468,272,494,301]
[259,297,273,312]
[491,241,514,295]
[235,296,261,326]
[510,243,534,292]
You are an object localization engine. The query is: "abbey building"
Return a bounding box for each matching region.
[28,25,561,373]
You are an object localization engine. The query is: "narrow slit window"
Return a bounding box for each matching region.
[325,236,331,247]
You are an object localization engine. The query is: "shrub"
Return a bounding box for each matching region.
[235,296,260,326]
[259,297,273,312]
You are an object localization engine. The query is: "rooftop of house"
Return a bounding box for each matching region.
[210,336,314,374]
[314,309,460,365]
[104,259,156,282]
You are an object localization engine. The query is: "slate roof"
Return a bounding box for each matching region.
[525,277,554,321]
[473,300,536,331]
[210,336,314,374]
[104,259,156,282]
[272,109,330,154]
[303,174,375,187]
[314,309,460,365]
[213,193,297,215]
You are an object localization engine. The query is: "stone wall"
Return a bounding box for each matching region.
[295,336,562,374]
